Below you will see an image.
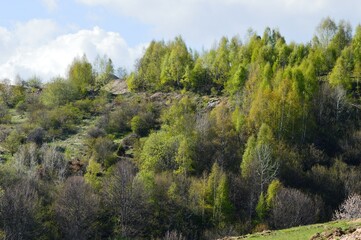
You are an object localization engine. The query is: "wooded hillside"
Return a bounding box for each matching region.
[0,17,361,239]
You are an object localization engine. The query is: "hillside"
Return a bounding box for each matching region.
[1,18,361,239]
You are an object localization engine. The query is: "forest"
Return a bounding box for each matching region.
[0,17,361,239]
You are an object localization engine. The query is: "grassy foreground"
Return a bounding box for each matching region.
[225,220,361,240]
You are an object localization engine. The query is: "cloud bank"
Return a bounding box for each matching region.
[0,19,146,83]
[77,0,361,47]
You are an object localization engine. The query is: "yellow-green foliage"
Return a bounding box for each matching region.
[266,179,282,208]
[84,159,102,189]
[68,55,94,95]
[241,135,256,178]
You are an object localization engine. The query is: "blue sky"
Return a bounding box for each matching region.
[1,0,361,82]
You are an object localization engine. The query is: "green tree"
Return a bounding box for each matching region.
[266,179,282,211]
[241,124,278,195]
[161,96,197,136]
[329,20,352,57]
[225,64,247,96]
[131,115,149,137]
[182,57,212,94]
[174,136,194,176]
[210,37,231,92]
[84,159,102,189]
[41,77,78,107]
[160,36,192,89]
[352,25,361,80]
[128,41,167,91]
[329,46,354,89]
[256,192,267,221]
[214,174,233,227]
[210,102,240,170]
[206,163,233,227]
[241,135,257,178]
[139,131,178,173]
[68,55,94,96]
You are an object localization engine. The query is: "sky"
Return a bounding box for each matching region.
[1,0,361,82]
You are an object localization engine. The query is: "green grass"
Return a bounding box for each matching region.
[8,109,27,124]
[50,117,99,160]
[231,220,361,240]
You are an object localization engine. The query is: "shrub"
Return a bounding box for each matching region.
[40,144,67,181]
[333,194,361,220]
[0,103,11,124]
[0,180,42,239]
[13,143,39,176]
[92,137,117,168]
[41,77,79,107]
[55,176,99,240]
[87,127,106,139]
[73,98,95,118]
[104,107,133,135]
[27,127,46,145]
[47,104,82,136]
[131,115,150,137]
[270,187,321,229]
[2,129,25,155]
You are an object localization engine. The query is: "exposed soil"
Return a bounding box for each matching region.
[310,227,361,240]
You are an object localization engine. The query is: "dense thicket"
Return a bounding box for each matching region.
[0,18,361,239]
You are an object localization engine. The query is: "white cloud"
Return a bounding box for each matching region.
[14,19,59,46]
[41,0,58,11]
[77,0,361,47]
[0,20,146,83]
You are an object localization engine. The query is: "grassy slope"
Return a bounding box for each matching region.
[226,220,361,240]
[229,220,361,240]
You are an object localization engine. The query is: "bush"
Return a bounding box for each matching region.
[13,143,39,176]
[0,180,42,239]
[91,137,117,168]
[27,127,46,145]
[73,99,94,118]
[333,194,361,220]
[87,127,106,139]
[40,144,67,181]
[2,129,25,155]
[270,187,321,229]
[103,97,159,136]
[41,77,79,107]
[104,107,133,135]
[0,103,11,124]
[47,104,82,136]
[131,115,151,137]
[55,176,99,240]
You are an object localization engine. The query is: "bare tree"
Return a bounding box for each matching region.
[243,144,278,221]
[55,176,99,240]
[270,187,321,229]
[40,144,67,181]
[333,194,361,220]
[316,17,337,48]
[334,86,346,122]
[13,143,67,181]
[0,79,12,107]
[0,180,41,240]
[13,143,39,178]
[102,160,149,238]
[163,230,186,240]
[315,83,348,125]
[254,144,278,193]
